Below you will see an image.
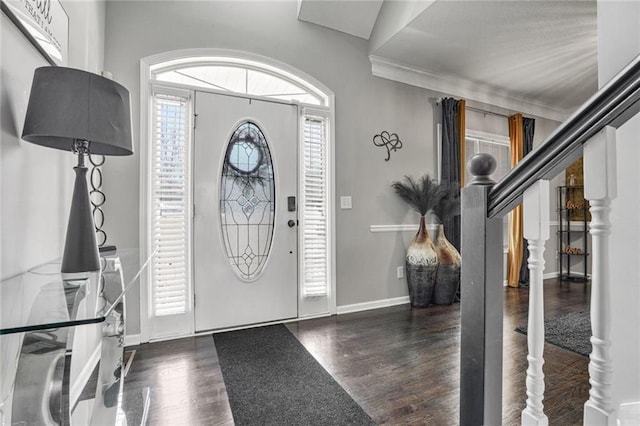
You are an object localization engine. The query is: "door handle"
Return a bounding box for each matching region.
[287,220,296,228]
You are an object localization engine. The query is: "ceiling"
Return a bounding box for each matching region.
[298,0,598,121]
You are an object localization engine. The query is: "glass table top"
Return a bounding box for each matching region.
[0,249,153,335]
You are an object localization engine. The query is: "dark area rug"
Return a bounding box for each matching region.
[213,324,375,426]
[515,311,591,356]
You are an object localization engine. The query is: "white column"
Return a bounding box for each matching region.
[598,2,640,420]
[521,179,550,426]
[583,126,617,425]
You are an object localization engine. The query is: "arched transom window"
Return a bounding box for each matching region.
[152,59,328,106]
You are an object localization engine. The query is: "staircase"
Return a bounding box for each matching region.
[459,53,640,425]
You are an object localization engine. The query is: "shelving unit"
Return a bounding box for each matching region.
[556,185,590,282]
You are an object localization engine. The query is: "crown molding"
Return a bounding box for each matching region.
[370,55,571,122]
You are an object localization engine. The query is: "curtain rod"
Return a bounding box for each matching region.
[433,98,512,118]
[434,98,522,119]
[465,106,511,119]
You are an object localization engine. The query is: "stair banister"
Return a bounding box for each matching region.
[487,53,640,219]
[460,52,640,426]
[521,179,550,426]
[583,126,617,424]
[460,153,504,426]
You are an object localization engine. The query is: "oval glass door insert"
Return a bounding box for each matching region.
[220,121,275,281]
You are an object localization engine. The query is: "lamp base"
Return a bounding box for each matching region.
[99,245,117,254]
[61,163,100,274]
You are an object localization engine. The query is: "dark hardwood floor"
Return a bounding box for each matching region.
[123,279,590,425]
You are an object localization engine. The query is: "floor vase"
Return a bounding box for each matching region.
[427,224,461,305]
[405,216,439,308]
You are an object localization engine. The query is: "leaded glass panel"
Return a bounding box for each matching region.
[220,122,275,281]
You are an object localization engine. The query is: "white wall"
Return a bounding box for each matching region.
[597,0,640,418]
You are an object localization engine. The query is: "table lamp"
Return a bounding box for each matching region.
[22,67,133,274]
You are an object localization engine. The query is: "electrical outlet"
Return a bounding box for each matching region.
[397,266,404,279]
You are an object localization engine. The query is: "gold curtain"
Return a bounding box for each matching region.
[507,113,524,287]
[458,99,466,186]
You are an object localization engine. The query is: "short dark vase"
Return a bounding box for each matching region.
[405,216,439,308]
[427,224,461,305]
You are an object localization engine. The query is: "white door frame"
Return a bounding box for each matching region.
[139,49,336,343]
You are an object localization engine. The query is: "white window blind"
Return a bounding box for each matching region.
[302,116,329,297]
[465,134,511,247]
[465,137,511,182]
[151,92,190,316]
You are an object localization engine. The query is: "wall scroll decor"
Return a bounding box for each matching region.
[373,131,402,161]
[2,0,69,66]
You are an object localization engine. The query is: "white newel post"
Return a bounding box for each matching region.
[583,126,617,425]
[521,179,550,426]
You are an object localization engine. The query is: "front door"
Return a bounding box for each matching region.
[194,92,298,331]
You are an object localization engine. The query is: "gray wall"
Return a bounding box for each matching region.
[1,1,107,417]
[102,1,567,335]
[102,0,438,327]
[1,1,106,279]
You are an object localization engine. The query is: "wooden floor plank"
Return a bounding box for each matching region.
[123,279,590,425]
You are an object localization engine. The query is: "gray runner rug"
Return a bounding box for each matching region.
[213,324,375,425]
[515,310,591,356]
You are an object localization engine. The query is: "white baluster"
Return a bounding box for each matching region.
[521,179,550,426]
[583,126,617,425]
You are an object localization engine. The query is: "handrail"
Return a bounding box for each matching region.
[487,53,640,218]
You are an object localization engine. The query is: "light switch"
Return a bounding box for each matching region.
[340,196,352,209]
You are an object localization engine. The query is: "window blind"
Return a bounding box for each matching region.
[465,137,510,182]
[302,116,329,297]
[151,92,190,316]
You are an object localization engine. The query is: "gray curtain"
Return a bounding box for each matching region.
[441,98,461,250]
[519,117,535,285]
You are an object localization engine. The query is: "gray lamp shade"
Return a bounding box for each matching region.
[22,66,134,156]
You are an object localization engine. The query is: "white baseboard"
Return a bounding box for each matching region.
[544,271,593,279]
[70,343,101,407]
[618,401,640,424]
[567,271,592,278]
[505,272,559,285]
[124,333,141,347]
[337,296,410,315]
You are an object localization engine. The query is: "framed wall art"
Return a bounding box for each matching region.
[1,0,69,66]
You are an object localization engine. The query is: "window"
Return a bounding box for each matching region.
[150,91,191,317]
[154,64,327,106]
[301,115,329,297]
[220,122,275,281]
[465,130,511,246]
[464,131,511,182]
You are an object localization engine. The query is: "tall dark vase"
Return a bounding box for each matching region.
[405,216,439,308]
[428,224,461,305]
